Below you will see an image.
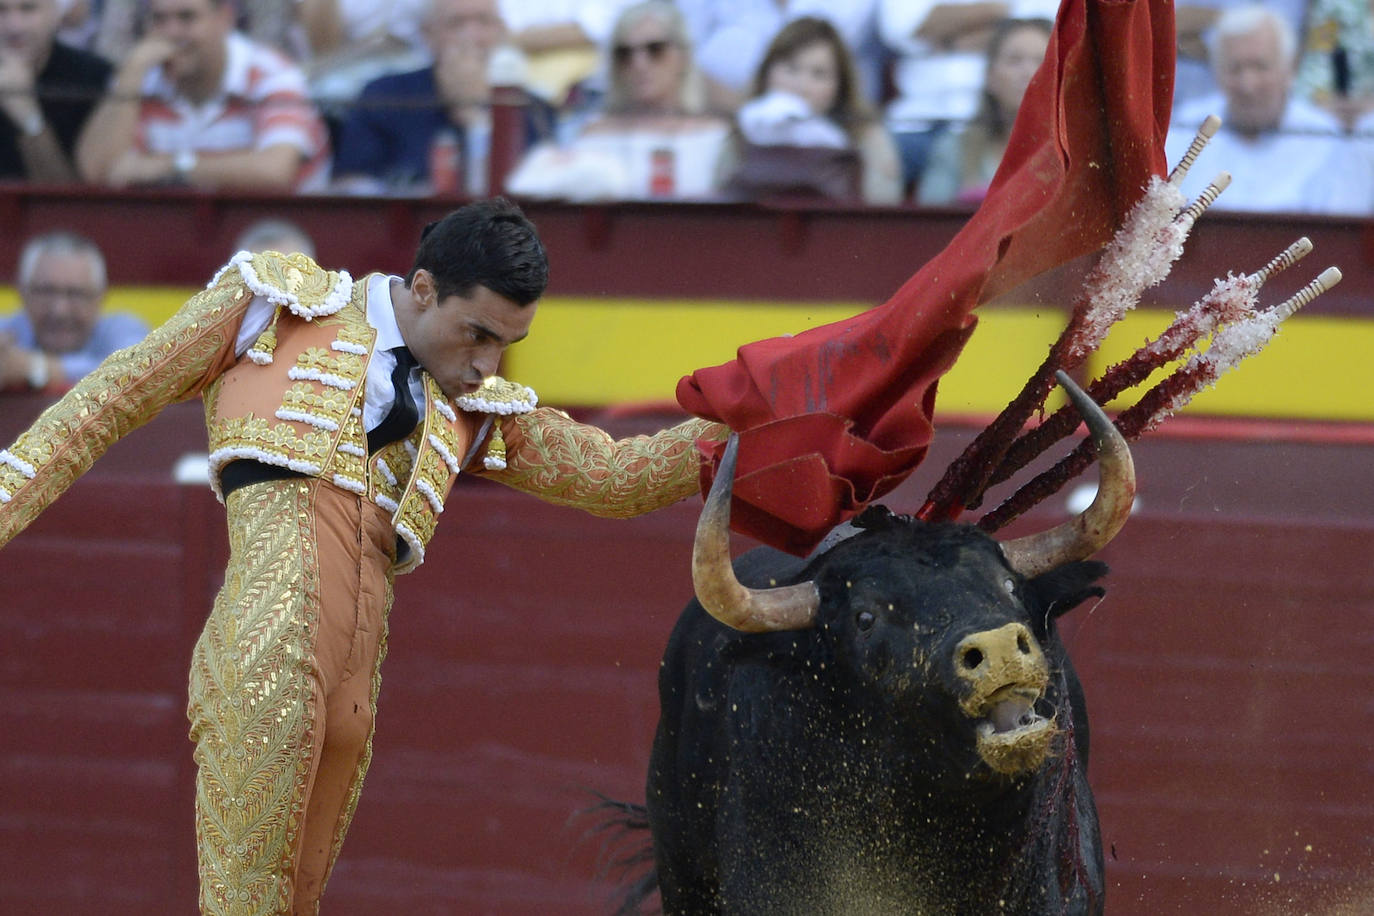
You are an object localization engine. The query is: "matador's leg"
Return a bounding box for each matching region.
[291,485,395,911]
[187,478,393,915]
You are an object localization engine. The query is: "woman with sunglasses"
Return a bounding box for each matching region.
[505,0,731,200]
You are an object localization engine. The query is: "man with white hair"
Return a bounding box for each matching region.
[0,231,148,392]
[0,0,111,181]
[1166,4,1374,215]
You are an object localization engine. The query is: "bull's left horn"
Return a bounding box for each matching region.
[692,435,821,632]
[1000,371,1136,578]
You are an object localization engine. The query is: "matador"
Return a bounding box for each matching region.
[0,0,1173,910]
[0,200,725,914]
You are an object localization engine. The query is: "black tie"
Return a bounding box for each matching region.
[368,346,419,453]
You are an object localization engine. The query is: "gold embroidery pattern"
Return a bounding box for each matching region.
[242,252,351,320]
[454,375,537,470]
[370,441,413,507]
[280,381,354,424]
[209,416,333,484]
[188,479,321,916]
[332,322,372,354]
[332,407,369,488]
[384,376,467,572]
[0,270,248,547]
[205,288,374,499]
[480,411,727,518]
[453,375,538,414]
[297,344,366,383]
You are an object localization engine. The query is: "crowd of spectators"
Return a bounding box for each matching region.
[3,0,1374,214]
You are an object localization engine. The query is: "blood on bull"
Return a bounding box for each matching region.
[616,372,1132,915]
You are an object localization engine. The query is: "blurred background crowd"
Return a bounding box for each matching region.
[1,0,1372,212]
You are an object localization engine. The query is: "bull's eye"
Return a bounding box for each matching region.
[856,610,876,632]
[1003,578,1015,595]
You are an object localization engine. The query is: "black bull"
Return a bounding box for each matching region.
[630,375,1133,915]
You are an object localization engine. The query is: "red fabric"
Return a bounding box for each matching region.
[677,0,1175,556]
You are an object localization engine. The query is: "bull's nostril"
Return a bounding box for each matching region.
[962,648,984,670]
[1017,633,1030,654]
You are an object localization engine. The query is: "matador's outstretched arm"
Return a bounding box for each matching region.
[472,409,727,518]
[0,270,247,547]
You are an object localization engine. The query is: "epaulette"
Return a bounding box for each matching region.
[453,376,539,470]
[218,250,355,364]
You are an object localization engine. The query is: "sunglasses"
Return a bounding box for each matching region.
[613,39,673,66]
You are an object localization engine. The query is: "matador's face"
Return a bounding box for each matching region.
[398,274,535,401]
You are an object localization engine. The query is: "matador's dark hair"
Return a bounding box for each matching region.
[407,197,548,306]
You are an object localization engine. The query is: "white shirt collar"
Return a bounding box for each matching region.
[366,273,407,352]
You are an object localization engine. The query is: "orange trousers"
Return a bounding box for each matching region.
[187,478,395,915]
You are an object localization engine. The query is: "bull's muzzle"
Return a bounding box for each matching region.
[955,622,1056,776]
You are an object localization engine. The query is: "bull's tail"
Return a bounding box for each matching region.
[580,795,660,915]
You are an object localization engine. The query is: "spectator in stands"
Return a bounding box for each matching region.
[500,0,633,107]
[0,231,147,392]
[505,0,730,200]
[332,0,552,195]
[916,16,1051,205]
[234,0,430,110]
[234,217,318,257]
[717,16,901,204]
[1167,5,1374,216]
[879,0,1057,190]
[0,0,112,183]
[1174,0,1306,114]
[679,0,882,113]
[74,0,331,192]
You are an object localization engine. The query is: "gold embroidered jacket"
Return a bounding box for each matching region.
[0,251,726,572]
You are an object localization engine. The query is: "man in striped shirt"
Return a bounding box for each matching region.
[76,0,331,191]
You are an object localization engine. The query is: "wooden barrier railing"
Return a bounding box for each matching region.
[1,186,1371,313]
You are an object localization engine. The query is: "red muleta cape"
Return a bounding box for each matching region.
[677,0,1175,556]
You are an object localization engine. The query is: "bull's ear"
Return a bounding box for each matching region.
[1027,560,1109,621]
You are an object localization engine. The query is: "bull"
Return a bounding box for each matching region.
[631,373,1132,915]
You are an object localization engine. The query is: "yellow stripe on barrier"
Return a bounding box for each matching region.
[1089,309,1374,421]
[502,297,871,405]
[2,291,1370,420]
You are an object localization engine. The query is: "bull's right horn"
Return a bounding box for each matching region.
[1000,371,1136,578]
[692,435,821,632]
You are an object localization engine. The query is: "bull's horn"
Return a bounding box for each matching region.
[1000,371,1136,578]
[692,435,821,632]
